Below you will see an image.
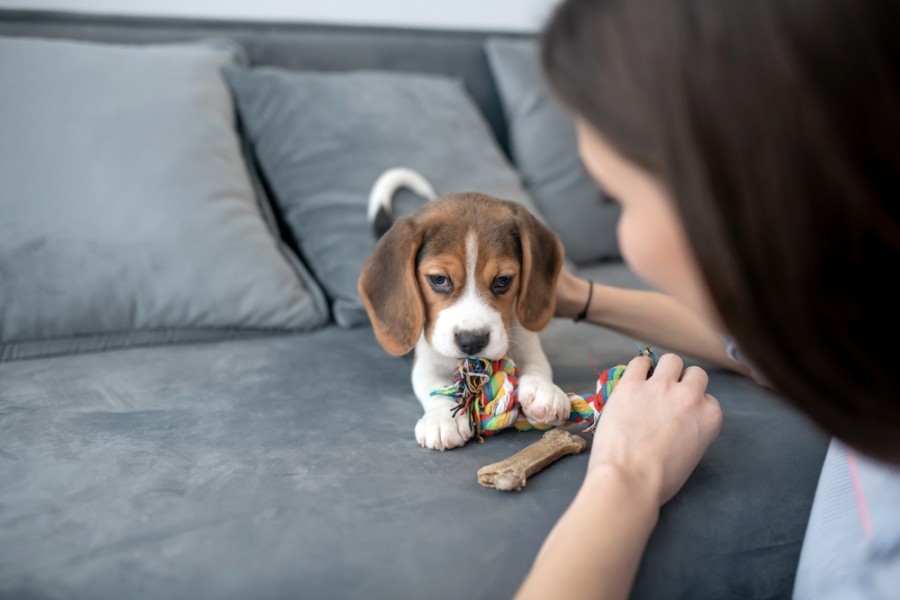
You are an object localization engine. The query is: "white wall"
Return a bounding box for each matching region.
[0,0,560,32]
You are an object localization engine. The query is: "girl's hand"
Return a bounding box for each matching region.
[587,353,723,506]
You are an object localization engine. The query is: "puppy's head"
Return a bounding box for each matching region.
[358,193,564,359]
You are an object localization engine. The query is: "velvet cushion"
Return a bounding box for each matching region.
[0,36,329,360]
[486,38,621,264]
[223,66,542,327]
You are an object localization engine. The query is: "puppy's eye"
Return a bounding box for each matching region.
[428,274,452,294]
[491,275,513,294]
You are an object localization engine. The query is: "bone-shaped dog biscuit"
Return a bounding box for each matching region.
[477,428,588,491]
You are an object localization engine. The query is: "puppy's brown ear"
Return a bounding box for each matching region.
[358,217,425,355]
[515,206,564,331]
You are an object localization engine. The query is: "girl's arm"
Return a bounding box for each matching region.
[517,465,659,600]
[517,354,723,599]
[556,269,744,373]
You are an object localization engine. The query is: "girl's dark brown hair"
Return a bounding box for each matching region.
[542,0,900,463]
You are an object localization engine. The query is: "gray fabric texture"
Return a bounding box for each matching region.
[0,263,828,600]
[0,11,518,158]
[223,66,540,327]
[0,36,329,361]
[486,38,621,264]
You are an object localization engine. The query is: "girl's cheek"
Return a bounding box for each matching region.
[617,209,668,291]
[618,207,719,325]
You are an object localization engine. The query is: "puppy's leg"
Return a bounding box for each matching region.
[510,319,571,425]
[411,340,474,450]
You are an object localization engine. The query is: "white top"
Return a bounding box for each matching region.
[793,439,900,599]
[724,336,900,597]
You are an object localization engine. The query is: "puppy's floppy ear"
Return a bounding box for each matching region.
[515,206,564,331]
[358,217,425,355]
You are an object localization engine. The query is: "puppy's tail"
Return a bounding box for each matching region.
[367,167,438,236]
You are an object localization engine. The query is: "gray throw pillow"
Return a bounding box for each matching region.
[486,38,621,264]
[223,66,542,327]
[0,36,329,361]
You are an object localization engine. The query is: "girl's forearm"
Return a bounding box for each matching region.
[558,276,742,372]
[516,466,659,600]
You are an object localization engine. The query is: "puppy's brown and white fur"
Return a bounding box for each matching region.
[358,170,571,450]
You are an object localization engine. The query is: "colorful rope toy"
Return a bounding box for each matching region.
[431,348,658,443]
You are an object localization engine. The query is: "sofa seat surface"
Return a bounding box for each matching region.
[0,263,827,600]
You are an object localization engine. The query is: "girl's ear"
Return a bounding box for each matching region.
[358,217,425,355]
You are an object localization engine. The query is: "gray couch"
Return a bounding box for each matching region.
[0,11,827,600]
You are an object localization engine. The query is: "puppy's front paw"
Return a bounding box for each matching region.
[518,375,571,425]
[415,407,473,451]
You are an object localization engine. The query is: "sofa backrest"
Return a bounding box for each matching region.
[0,10,521,155]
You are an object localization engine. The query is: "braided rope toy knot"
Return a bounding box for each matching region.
[431,348,658,443]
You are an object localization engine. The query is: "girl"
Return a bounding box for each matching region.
[518,1,900,598]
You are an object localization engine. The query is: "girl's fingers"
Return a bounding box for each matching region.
[702,394,724,438]
[679,365,709,389]
[619,354,654,383]
[649,353,684,380]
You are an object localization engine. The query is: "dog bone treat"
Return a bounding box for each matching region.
[477,428,588,491]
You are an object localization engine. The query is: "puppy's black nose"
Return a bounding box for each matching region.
[455,330,490,356]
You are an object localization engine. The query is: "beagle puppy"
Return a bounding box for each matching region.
[358,169,572,450]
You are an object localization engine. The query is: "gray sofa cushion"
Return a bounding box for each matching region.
[0,13,513,157]
[223,66,541,327]
[486,38,621,264]
[0,36,329,361]
[0,261,828,599]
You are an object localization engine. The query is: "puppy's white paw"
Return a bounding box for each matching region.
[518,375,571,425]
[415,406,473,451]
